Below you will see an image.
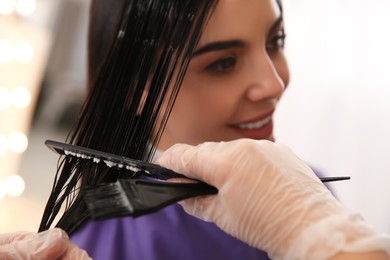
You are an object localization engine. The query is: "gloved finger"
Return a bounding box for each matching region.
[154,143,199,179]
[32,229,71,259]
[59,241,92,260]
[0,231,33,245]
[178,195,216,222]
[0,229,70,260]
[155,142,233,188]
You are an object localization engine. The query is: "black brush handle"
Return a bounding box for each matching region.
[320,176,350,182]
[126,179,218,217]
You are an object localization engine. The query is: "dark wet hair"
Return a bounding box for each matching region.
[39,0,217,234]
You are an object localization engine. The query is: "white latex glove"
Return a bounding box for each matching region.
[0,228,91,259]
[156,139,390,260]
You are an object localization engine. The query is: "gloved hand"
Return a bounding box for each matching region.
[156,139,390,259]
[0,228,91,259]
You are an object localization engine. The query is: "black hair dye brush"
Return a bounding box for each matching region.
[45,140,350,220]
[46,140,218,219]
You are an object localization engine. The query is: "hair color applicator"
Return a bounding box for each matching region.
[45,139,350,220]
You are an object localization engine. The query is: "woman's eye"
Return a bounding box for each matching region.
[267,31,286,50]
[204,56,236,73]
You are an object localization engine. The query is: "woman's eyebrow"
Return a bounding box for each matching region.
[192,40,245,57]
[192,16,283,57]
[269,16,283,34]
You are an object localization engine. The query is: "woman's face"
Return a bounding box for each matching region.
[158,0,289,150]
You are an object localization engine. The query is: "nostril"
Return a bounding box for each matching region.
[246,80,284,102]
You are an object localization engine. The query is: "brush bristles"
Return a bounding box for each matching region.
[83,181,135,219]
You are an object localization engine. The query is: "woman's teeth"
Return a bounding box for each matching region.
[235,116,272,129]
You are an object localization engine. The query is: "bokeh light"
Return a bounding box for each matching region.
[0,40,14,64]
[8,132,28,153]
[12,87,31,108]
[0,0,16,15]
[0,179,6,199]
[0,134,8,156]
[5,175,25,197]
[14,41,34,63]
[0,86,11,110]
[16,0,36,16]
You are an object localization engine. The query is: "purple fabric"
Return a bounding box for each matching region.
[71,204,269,259]
[71,167,331,260]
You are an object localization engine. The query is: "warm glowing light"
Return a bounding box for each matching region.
[16,0,35,16]
[0,40,14,64]
[0,134,7,156]
[5,175,25,197]
[0,0,16,15]
[0,87,11,110]
[0,179,6,199]
[14,41,34,63]
[8,132,28,153]
[12,87,31,108]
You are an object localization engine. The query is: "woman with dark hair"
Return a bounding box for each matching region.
[2,2,387,259]
[38,0,303,259]
[39,0,290,259]
[1,1,388,257]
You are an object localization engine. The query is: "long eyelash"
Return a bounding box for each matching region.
[267,33,287,49]
[204,56,236,73]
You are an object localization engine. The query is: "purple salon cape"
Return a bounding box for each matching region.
[71,167,330,260]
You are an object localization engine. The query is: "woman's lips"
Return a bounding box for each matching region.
[229,112,274,139]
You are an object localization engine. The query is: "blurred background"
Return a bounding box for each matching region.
[0,0,389,234]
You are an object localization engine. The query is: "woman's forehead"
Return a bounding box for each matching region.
[198,0,281,44]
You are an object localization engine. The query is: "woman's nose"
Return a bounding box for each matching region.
[245,53,285,102]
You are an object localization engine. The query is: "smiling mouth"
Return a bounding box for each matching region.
[232,115,272,130]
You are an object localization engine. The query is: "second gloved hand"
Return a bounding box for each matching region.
[156,139,390,259]
[0,228,91,259]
